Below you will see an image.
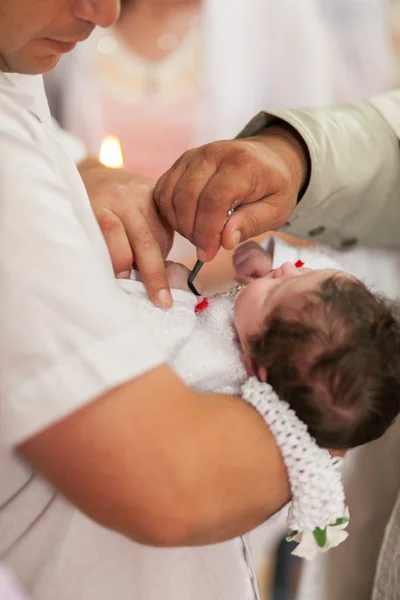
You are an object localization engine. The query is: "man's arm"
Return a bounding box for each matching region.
[154,91,400,260]
[19,365,289,547]
[237,93,400,250]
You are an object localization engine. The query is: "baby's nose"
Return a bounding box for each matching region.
[278,262,300,276]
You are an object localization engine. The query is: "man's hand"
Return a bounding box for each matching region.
[154,125,309,262]
[78,158,174,308]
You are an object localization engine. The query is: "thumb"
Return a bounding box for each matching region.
[221,200,283,250]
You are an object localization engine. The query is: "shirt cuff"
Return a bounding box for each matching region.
[236,102,400,250]
[236,110,326,238]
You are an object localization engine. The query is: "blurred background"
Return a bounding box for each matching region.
[44,1,400,598]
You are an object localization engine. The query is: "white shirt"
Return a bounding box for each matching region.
[0,72,259,600]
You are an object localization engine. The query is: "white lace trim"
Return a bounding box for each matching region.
[241,377,349,559]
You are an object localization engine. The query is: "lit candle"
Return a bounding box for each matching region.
[99,135,124,168]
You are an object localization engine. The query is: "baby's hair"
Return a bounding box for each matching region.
[250,275,400,449]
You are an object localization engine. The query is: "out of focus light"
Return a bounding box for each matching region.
[97,36,118,54]
[99,136,124,168]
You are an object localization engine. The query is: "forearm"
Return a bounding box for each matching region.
[239,94,400,249]
[19,365,289,547]
[166,383,289,544]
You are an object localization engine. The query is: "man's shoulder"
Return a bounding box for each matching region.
[0,72,46,144]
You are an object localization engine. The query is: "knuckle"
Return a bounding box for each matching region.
[229,145,259,169]
[170,150,191,170]
[95,209,122,234]
[101,182,129,207]
[200,142,226,164]
[133,181,153,200]
[175,175,200,203]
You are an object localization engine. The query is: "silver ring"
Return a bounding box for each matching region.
[227,199,240,218]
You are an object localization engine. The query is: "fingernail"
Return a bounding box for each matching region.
[116,271,131,279]
[233,231,241,246]
[197,248,207,262]
[157,288,173,309]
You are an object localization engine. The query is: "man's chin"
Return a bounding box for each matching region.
[6,54,61,75]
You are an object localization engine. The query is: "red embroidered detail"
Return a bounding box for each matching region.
[295,260,305,268]
[195,298,209,313]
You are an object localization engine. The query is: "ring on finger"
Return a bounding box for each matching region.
[226,199,240,220]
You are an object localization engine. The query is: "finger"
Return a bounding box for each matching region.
[221,197,285,250]
[172,159,218,244]
[127,209,173,308]
[94,208,134,276]
[192,169,254,262]
[153,155,189,232]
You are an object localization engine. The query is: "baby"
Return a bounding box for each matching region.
[120,236,400,451]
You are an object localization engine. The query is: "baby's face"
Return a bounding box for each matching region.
[234,262,343,353]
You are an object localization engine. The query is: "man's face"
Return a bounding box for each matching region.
[0,0,120,74]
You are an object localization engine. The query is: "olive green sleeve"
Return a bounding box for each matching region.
[238,91,400,250]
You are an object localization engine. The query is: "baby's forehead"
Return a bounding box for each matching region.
[273,269,349,312]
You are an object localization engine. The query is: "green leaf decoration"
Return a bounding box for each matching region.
[287,530,298,539]
[313,527,327,548]
[332,517,349,526]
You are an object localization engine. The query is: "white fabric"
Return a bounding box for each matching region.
[318,0,398,99]
[119,277,247,396]
[0,71,259,600]
[241,378,348,560]
[0,72,166,447]
[200,0,346,141]
[0,566,30,600]
[51,117,87,164]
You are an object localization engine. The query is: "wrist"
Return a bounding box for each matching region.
[255,121,311,200]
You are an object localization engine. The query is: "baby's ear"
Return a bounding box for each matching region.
[257,366,268,383]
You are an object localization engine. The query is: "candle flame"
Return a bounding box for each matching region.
[99,135,124,168]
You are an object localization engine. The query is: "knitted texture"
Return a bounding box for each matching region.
[241,377,347,533]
